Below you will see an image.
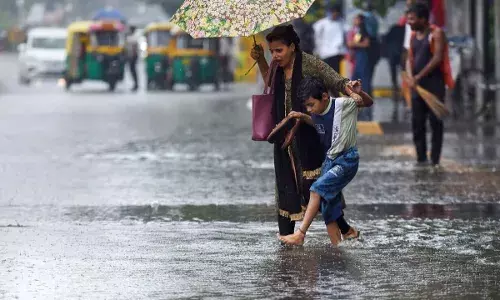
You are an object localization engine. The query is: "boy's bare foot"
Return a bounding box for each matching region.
[342,227,360,241]
[278,231,305,246]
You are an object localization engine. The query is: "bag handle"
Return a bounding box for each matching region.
[263,61,278,95]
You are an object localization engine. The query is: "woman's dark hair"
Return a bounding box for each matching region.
[356,14,369,37]
[298,76,327,103]
[407,3,430,20]
[266,24,301,51]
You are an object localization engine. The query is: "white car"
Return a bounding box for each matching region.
[18,27,67,85]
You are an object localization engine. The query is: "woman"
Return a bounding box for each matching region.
[250,25,360,237]
[348,14,374,121]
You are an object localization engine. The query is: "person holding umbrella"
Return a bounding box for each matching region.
[251,25,362,239]
[170,0,365,240]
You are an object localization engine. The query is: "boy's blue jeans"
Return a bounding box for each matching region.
[310,147,359,225]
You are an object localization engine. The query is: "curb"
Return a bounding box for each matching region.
[358,121,500,135]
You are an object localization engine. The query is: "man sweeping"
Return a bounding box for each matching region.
[405,3,454,167]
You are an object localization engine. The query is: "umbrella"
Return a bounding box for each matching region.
[170,0,315,39]
[92,7,127,22]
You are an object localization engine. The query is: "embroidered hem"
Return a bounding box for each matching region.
[302,167,321,180]
[278,206,307,221]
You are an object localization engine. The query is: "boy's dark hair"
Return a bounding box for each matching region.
[266,25,301,51]
[298,76,328,103]
[407,3,430,20]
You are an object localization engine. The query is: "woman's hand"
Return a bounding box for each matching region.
[288,111,304,120]
[347,80,362,94]
[288,111,313,126]
[250,44,265,62]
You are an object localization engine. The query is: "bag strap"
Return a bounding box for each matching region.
[263,61,278,94]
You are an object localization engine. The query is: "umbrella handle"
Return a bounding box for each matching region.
[245,61,258,76]
[253,35,257,46]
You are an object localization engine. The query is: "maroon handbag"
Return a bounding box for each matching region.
[252,61,278,141]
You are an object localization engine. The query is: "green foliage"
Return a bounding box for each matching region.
[143,0,184,15]
[352,0,398,17]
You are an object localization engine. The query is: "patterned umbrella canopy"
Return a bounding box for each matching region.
[170,0,315,38]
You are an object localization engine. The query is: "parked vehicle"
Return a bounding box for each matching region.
[17,27,67,85]
[64,20,126,91]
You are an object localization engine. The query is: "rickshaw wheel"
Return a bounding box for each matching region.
[65,80,72,91]
[147,79,154,90]
[108,81,117,92]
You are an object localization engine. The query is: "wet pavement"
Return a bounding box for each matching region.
[1,53,500,299]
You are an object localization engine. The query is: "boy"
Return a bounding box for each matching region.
[279,77,373,246]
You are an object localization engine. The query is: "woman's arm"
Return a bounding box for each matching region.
[307,53,350,95]
[288,111,314,126]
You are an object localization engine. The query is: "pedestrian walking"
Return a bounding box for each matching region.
[312,4,346,74]
[126,25,139,92]
[348,14,374,121]
[218,37,234,90]
[405,3,454,166]
[250,25,362,238]
[279,76,372,246]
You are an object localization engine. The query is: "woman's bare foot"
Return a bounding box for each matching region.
[278,231,305,246]
[342,227,360,241]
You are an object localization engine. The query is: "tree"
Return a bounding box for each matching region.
[353,0,398,17]
[142,0,184,16]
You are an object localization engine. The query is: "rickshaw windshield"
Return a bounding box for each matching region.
[31,37,66,49]
[146,30,171,47]
[90,30,125,46]
[177,35,206,50]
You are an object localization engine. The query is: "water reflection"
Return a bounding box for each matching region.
[2,203,498,225]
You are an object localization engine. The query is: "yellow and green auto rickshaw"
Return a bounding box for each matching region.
[169,27,220,91]
[64,20,126,91]
[143,22,176,90]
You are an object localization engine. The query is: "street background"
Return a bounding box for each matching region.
[1,0,500,299]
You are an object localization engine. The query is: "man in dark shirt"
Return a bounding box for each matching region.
[406,3,446,167]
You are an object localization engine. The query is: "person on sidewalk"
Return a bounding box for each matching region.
[279,76,373,246]
[405,3,454,167]
[347,14,374,121]
[126,25,139,92]
[313,4,346,74]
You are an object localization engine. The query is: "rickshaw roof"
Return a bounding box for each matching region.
[67,20,125,33]
[67,21,94,33]
[144,22,176,32]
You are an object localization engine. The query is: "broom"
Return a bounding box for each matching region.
[401,74,412,108]
[402,72,449,119]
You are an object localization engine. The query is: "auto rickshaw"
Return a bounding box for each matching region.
[64,20,126,91]
[143,22,176,90]
[169,27,220,91]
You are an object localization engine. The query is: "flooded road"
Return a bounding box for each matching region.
[1,54,499,299]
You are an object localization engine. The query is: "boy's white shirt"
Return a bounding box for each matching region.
[325,97,359,160]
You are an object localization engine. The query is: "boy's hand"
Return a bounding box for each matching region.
[345,84,364,106]
[351,93,364,106]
